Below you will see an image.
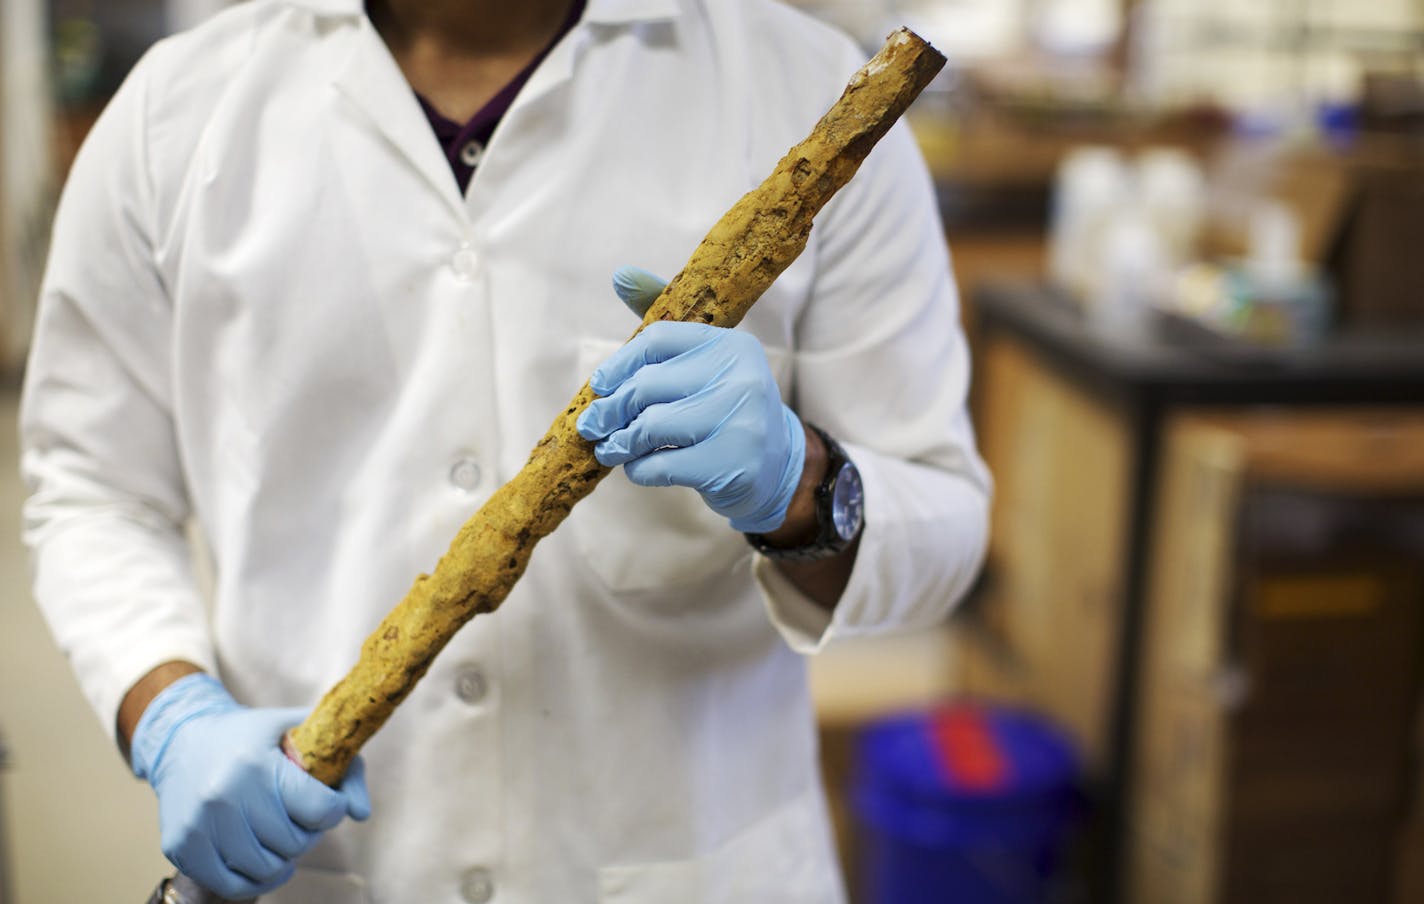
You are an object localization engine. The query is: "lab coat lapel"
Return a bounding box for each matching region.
[503,0,680,115]
[329,19,467,221]
[503,29,580,120]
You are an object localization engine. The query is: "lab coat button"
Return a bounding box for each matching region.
[459,140,486,168]
[460,868,495,904]
[452,246,480,282]
[450,457,482,492]
[455,667,487,704]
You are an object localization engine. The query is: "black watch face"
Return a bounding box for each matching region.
[830,461,864,541]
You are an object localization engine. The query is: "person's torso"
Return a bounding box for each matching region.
[138,1,863,900]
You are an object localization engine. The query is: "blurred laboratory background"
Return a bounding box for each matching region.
[2,0,1423,902]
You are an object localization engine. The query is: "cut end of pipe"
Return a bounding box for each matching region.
[849,27,946,91]
[281,731,306,768]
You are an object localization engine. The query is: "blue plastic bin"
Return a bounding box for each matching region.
[851,701,1081,904]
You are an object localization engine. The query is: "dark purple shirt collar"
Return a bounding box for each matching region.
[414,0,587,194]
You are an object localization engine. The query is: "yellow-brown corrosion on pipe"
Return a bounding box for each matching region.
[287,28,947,786]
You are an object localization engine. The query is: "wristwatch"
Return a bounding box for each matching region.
[746,424,864,561]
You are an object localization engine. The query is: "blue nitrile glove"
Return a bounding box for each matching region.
[611,265,667,319]
[130,673,371,899]
[578,268,806,534]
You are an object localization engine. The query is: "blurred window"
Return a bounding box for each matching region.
[1130,0,1424,115]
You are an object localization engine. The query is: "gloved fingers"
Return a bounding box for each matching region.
[243,755,369,864]
[611,266,668,319]
[248,762,320,860]
[276,754,355,832]
[622,410,804,532]
[339,756,373,821]
[589,321,722,396]
[210,801,295,889]
[590,395,728,467]
[622,443,733,492]
[170,836,272,901]
[725,407,808,533]
[578,355,720,443]
[251,817,318,863]
[219,858,296,898]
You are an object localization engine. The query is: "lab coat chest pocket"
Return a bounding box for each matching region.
[570,336,794,594]
[598,790,844,904]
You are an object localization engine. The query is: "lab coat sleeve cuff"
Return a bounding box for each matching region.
[27,518,221,745]
[753,436,990,655]
[752,555,839,653]
[752,444,898,655]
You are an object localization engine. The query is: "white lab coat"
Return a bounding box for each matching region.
[20,0,991,901]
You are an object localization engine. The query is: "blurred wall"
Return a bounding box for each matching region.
[0,0,55,372]
[1130,0,1423,116]
[167,0,232,33]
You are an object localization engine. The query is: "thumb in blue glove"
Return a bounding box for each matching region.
[611,265,667,319]
[578,267,806,534]
[131,673,371,899]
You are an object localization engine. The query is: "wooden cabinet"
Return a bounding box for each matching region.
[1129,412,1424,904]
[965,281,1424,903]
[970,335,1132,768]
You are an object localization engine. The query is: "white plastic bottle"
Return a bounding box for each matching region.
[1049,146,1131,302]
